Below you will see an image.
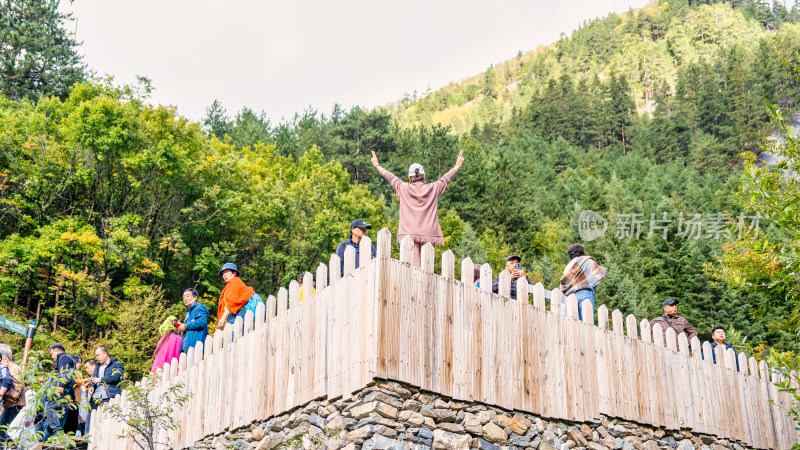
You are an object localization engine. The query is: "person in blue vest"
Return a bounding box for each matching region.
[335,219,377,274]
[177,288,209,353]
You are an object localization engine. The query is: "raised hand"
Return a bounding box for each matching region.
[371,151,380,168]
[456,149,464,167]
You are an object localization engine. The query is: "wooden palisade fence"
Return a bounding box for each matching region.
[89,228,799,449]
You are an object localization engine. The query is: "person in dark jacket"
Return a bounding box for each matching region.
[708,326,740,371]
[178,288,209,353]
[84,347,123,436]
[88,347,123,400]
[38,343,75,441]
[334,219,377,274]
[491,255,533,301]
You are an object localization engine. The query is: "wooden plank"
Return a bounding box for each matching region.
[421,242,434,273]
[532,282,545,309]
[343,245,356,276]
[480,264,492,293]
[399,235,414,264]
[598,305,609,330]
[498,270,511,299]
[566,294,579,320]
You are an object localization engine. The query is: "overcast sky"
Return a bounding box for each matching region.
[63,0,651,123]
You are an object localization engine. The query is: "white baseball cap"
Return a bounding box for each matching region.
[408,163,425,176]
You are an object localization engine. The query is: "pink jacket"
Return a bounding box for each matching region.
[382,166,459,245]
[151,333,183,374]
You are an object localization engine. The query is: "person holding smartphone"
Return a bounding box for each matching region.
[491,255,532,301]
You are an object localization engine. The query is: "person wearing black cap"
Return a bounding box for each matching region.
[37,343,75,441]
[649,299,698,347]
[335,219,377,274]
[491,255,532,301]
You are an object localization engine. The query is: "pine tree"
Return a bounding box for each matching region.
[0,0,87,100]
[203,100,231,140]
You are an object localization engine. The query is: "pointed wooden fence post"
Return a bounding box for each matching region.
[421,242,435,273]
[343,246,356,275]
[532,282,545,309]
[399,235,414,264]
[441,250,455,279]
[460,257,474,285]
[498,270,511,298]
[598,305,609,330]
[359,235,373,269]
[479,264,492,293]
[329,253,341,284]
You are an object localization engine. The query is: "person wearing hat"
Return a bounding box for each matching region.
[370,149,464,267]
[335,219,377,274]
[491,255,533,301]
[649,299,698,347]
[216,263,257,329]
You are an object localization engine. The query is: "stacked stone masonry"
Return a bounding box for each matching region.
[190,380,755,450]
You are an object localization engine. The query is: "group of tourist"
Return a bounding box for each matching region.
[0,151,741,444]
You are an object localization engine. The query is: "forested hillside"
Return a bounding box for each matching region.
[2,0,800,378]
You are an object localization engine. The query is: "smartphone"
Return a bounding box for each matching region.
[172,321,180,328]
[515,263,522,270]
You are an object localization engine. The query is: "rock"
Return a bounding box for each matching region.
[643,441,659,450]
[592,431,600,443]
[424,417,437,430]
[478,437,501,450]
[255,431,285,450]
[290,413,310,427]
[462,413,483,435]
[596,426,609,438]
[433,429,471,450]
[403,400,423,412]
[534,418,545,434]
[691,437,703,447]
[394,386,413,399]
[482,422,508,445]
[495,414,512,429]
[562,442,576,450]
[586,443,608,450]
[653,429,665,439]
[308,413,326,430]
[399,410,426,427]
[566,428,588,447]
[510,414,532,435]
[434,398,450,409]
[417,428,434,440]
[439,422,465,433]
[509,434,531,447]
[357,413,404,430]
[362,435,408,450]
[578,424,592,441]
[539,441,557,450]
[364,390,404,409]
[661,436,678,448]
[420,405,438,418]
[623,436,643,450]
[351,401,399,420]
[610,425,627,438]
[449,400,467,410]
[347,424,398,444]
[601,436,616,449]
[435,408,458,423]
[477,411,494,425]
[327,415,345,430]
[251,426,265,442]
[529,436,542,449]
[543,430,560,448]
[302,401,320,415]
[678,439,694,450]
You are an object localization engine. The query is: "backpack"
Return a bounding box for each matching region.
[244,293,265,317]
[3,376,22,408]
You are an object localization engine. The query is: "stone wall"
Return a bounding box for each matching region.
[189,379,755,450]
